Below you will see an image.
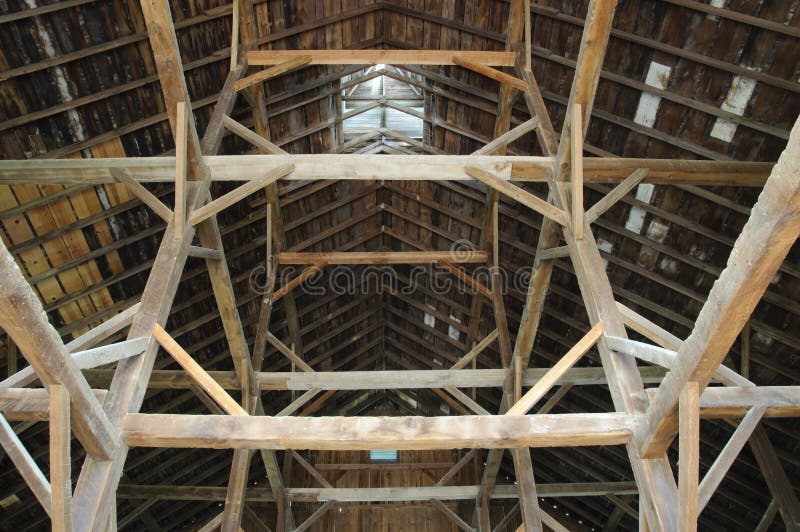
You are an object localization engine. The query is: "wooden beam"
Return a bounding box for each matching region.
[697,406,765,513]
[452,55,527,91]
[639,116,800,457]
[115,481,639,502]
[584,168,648,224]
[247,50,516,66]
[189,164,294,226]
[570,103,584,239]
[279,251,488,265]
[678,383,699,532]
[272,262,325,302]
[264,332,314,373]
[174,101,188,235]
[748,427,800,528]
[153,324,247,416]
[49,385,72,532]
[2,337,147,389]
[234,56,312,92]
[507,323,603,415]
[431,499,474,531]
[294,501,333,532]
[473,117,541,156]
[0,156,775,186]
[121,412,636,449]
[465,166,568,225]
[111,169,173,223]
[0,241,119,459]
[222,115,287,154]
[0,412,51,515]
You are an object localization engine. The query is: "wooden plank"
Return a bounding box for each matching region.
[201,64,248,156]
[0,412,52,514]
[188,246,224,260]
[507,323,603,415]
[64,302,142,352]
[291,451,333,488]
[678,383,699,532]
[452,55,527,91]
[2,337,147,388]
[511,447,543,531]
[234,56,313,92]
[115,481,639,502]
[438,260,493,298]
[272,262,325,302]
[153,324,247,416]
[174,101,188,235]
[0,241,119,459]
[189,164,294,226]
[639,116,800,457]
[585,168,648,224]
[279,251,488,265]
[111,170,173,223]
[450,331,499,370]
[570,103,584,239]
[0,156,775,186]
[473,118,541,156]
[247,50,516,66]
[431,499,474,531]
[294,501,333,532]
[49,385,72,532]
[122,412,635,449]
[222,115,287,154]
[748,427,800,528]
[465,166,567,225]
[697,406,766,513]
[264,332,314,372]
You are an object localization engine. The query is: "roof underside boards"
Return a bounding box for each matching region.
[0,0,799,530]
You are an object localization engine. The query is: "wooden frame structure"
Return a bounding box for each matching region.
[1,0,799,531]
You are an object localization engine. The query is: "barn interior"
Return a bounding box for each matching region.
[0,0,799,530]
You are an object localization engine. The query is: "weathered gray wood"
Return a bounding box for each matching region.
[121,412,636,449]
[0,412,51,514]
[0,241,120,459]
[639,116,800,457]
[2,338,147,388]
[49,385,72,532]
[0,155,774,186]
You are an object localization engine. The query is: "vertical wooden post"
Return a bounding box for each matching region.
[174,101,188,236]
[49,384,72,532]
[741,321,750,379]
[570,103,584,239]
[678,382,699,532]
[230,0,240,69]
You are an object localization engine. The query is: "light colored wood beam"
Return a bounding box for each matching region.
[0,412,51,515]
[174,101,188,235]
[2,337,147,389]
[585,168,648,224]
[111,169,173,223]
[697,406,765,513]
[465,165,567,225]
[222,115,287,154]
[247,50,516,66]
[121,412,636,449]
[234,56,312,92]
[507,323,603,415]
[452,55,527,91]
[49,385,72,532]
[0,156,775,186]
[473,117,541,156]
[570,103,584,239]
[153,324,247,416]
[678,383,699,532]
[189,164,294,226]
[639,116,800,457]
[0,241,119,459]
[279,251,488,265]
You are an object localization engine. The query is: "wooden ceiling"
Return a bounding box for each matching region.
[0,0,799,530]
